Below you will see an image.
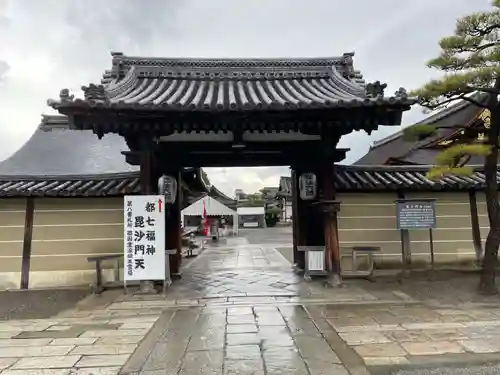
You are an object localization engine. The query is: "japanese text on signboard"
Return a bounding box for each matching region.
[124,195,165,281]
[396,200,436,230]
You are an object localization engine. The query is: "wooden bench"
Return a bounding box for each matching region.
[87,254,123,294]
[340,246,380,280]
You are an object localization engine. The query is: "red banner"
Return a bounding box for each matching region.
[202,200,209,236]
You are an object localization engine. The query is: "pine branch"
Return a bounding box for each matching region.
[419,94,488,110]
[470,23,500,37]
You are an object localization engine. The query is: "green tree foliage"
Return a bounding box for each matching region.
[238,193,265,207]
[407,0,500,294]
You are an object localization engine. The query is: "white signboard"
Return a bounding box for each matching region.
[124,195,166,281]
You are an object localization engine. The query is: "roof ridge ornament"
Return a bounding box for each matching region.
[110,52,125,80]
[82,84,107,102]
[394,87,408,99]
[46,88,74,108]
[58,88,74,103]
[340,52,355,78]
[365,81,387,98]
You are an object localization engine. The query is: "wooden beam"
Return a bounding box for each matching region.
[65,105,407,135]
[468,190,483,261]
[125,149,349,167]
[156,140,330,152]
[20,197,34,290]
[152,141,349,158]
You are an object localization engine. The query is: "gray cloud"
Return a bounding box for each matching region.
[0,61,8,84]
[0,0,493,195]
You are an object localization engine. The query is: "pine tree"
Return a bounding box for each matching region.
[408,0,500,294]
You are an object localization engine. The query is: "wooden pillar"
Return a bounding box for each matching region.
[138,136,157,293]
[291,170,301,268]
[316,132,342,286]
[468,190,483,262]
[292,168,307,270]
[317,162,341,285]
[139,137,154,194]
[397,191,412,271]
[20,197,34,290]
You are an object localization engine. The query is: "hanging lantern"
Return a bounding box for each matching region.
[299,173,317,200]
[158,175,177,204]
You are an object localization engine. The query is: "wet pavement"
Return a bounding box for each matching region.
[1,230,500,374]
[115,237,416,375]
[119,235,500,375]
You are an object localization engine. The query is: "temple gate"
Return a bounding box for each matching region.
[48,51,414,286]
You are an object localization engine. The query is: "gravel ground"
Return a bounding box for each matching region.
[0,288,89,320]
[392,365,500,375]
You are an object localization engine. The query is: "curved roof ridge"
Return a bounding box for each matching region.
[110,51,355,67]
[341,164,484,171]
[102,51,361,89]
[210,184,235,203]
[0,171,140,181]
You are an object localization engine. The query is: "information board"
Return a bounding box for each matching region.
[396,200,436,230]
[124,195,166,281]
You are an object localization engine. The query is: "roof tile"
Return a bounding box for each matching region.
[48,53,415,112]
[277,165,499,196]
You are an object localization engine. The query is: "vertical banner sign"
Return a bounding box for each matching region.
[124,195,166,281]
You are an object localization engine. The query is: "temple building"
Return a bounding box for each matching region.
[355,94,490,166]
[5,50,490,290]
[0,115,231,289]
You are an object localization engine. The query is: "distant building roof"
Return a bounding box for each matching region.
[0,115,137,177]
[354,94,488,166]
[0,115,213,197]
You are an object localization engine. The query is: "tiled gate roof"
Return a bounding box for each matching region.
[277,165,497,196]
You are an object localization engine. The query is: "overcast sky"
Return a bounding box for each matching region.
[0,0,492,197]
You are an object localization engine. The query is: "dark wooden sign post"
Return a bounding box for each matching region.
[396,198,437,279]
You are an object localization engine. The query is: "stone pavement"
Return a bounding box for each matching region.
[309,303,500,371]
[0,292,164,375]
[1,236,500,374]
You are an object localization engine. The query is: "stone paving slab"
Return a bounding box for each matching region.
[3,236,500,374]
[319,302,500,372]
[122,303,352,375]
[0,295,163,375]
